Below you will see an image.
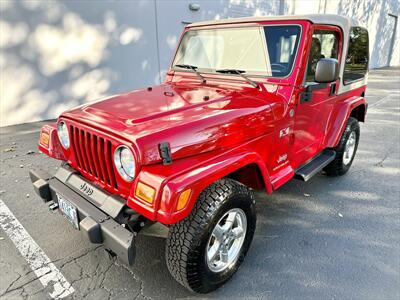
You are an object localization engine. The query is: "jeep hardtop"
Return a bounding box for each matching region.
[30,14,369,293]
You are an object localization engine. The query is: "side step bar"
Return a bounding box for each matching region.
[294,150,336,182]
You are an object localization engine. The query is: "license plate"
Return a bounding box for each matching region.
[57,194,79,230]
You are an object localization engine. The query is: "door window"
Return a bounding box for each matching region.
[305,30,340,82]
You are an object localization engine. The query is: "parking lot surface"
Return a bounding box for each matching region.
[0,68,399,299]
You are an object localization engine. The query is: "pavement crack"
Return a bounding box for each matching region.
[0,270,52,297]
[1,247,100,299]
[113,260,152,300]
[1,273,22,296]
[97,258,115,291]
[58,246,101,270]
[102,286,112,300]
[134,280,150,300]
[374,151,390,167]
[20,286,28,300]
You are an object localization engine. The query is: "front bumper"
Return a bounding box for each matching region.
[29,166,135,265]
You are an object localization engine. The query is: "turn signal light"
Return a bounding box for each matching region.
[135,182,156,204]
[176,189,192,211]
[40,131,50,147]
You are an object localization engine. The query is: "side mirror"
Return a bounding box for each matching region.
[315,58,339,83]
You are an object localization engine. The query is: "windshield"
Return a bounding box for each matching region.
[173,25,301,77]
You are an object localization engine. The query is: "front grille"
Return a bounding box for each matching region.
[70,125,118,190]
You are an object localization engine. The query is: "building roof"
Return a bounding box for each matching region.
[187,14,364,29]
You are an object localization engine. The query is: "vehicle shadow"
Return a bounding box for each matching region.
[127,159,399,299]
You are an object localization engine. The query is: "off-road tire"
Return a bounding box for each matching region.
[165,178,256,293]
[324,117,360,176]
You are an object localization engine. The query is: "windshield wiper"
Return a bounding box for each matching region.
[174,64,206,83]
[216,69,259,88]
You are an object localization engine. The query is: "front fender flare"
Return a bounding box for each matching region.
[155,151,271,224]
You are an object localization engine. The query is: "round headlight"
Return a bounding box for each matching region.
[114,146,136,181]
[57,121,70,149]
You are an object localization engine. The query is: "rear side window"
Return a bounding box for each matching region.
[343,27,369,84]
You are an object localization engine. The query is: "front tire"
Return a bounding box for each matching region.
[165,178,256,293]
[324,117,360,176]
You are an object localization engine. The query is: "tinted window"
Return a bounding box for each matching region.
[306,30,339,82]
[343,27,369,84]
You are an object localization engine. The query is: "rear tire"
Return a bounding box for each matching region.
[324,117,360,176]
[165,178,256,293]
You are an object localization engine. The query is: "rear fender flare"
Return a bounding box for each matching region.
[325,96,366,148]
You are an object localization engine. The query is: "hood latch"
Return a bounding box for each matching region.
[159,142,172,165]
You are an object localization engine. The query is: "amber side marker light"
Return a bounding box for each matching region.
[40,131,50,147]
[135,182,156,204]
[177,189,192,211]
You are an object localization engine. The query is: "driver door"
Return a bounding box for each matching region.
[292,25,342,168]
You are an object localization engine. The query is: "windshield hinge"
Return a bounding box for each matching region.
[300,83,327,104]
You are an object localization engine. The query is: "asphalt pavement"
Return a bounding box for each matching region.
[0,68,399,300]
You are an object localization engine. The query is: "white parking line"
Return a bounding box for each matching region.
[0,199,74,299]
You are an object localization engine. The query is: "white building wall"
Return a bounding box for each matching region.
[0,0,398,126]
[389,14,400,66]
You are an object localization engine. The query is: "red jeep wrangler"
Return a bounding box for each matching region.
[30,15,369,293]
